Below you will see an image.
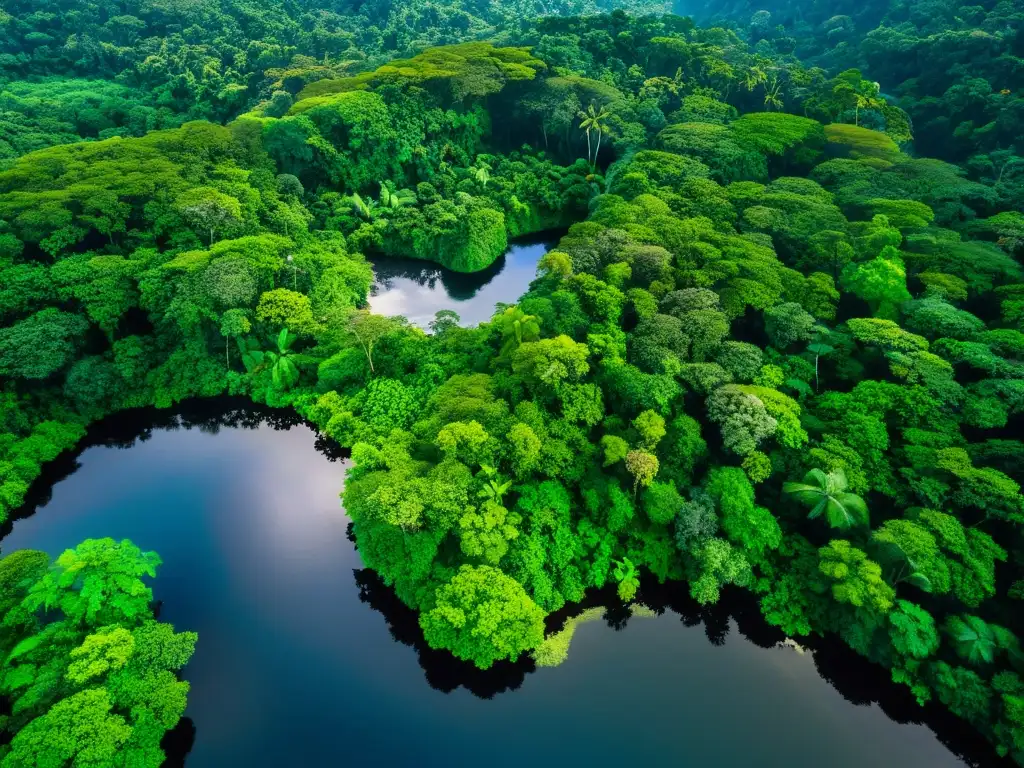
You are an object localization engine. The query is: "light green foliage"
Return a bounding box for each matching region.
[841,246,912,319]
[730,113,825,159]
[507,423,542,478]
[458,501,521,565]
[689,538,752,605]
[889,600,939,660]
[436,421,490,464]
[632,410,666,449]
[706,384,777,456]
[600,434,629,467]
[818,540,895,614]
[497,306,541,357]
[0,541,194,768]
[625,449,659,494]
[256,289,317,336]
[24,539,160,628]
[643,481,682,525]
[741,451,772,483]
[512,336,590,388]
[612,557,640,602]
[3,688,132,768]
[420,565,545,669]
[66,627,135,685]
[873,510,1005,607]
[532,607,604,667]
[707,467,781,559]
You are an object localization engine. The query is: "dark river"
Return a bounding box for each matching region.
[1,403,1001,768]
[368,236,554,328]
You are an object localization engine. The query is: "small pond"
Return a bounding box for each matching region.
[1,404,1002,768]
[367,236,556,328]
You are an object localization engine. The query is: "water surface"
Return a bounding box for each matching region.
[368,237,554,328]
[1,406,998,767]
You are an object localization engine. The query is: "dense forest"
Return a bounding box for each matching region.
[1,0,1023,765]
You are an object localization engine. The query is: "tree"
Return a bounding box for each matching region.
[674,490,718,553]
[817,540,895,613]
[0,309,89,380]
[256,288,317,336]
[458,500,520,565]
[944,615,1019,667]
[175,187,242,246]
[578,102,611,167]
[600,435,629,467]
[277,174,304,199]
[496,306,540,357]
[689,538,752,605]
[3,689,131,767]
[706,385,778,456]
[379,184,416,211]
[512,336,590,388]
[23,538,160,628]
[632,410,666,449]
[765,302,815,350]
[625,449,659,495]
[346,310,399,375]
[707,467,781,558]
[343,192,376,220]
[220,309,251,369]
[612,557,640,602]
[784,469,869,530]
[643,481,682,525]
[241,328,314,391]
[841,248,912,320]
[419,565,545,669]
[472,162,491,188]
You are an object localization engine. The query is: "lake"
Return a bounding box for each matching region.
[1,404,1001,768]
[367,236,555,329]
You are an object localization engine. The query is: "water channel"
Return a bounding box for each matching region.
[367,236,555,328]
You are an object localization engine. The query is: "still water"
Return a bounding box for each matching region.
[1,404,997,768]
[367,237,554,328]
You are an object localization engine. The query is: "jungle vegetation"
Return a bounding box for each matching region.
[1,0,1023,765]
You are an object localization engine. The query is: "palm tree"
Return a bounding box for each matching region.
[379,183,416,211]
[477,464,512,504]
[742,66,767,92]
[578,103,611,168]
[612,557,640,602]
[763,76,784,110]
[239,328,316,391]
[496,306,540,356]
[473,162,491,188]
[344,191,376,220]
[807,329,835,392]
[946,615,999,666]
[783,468,869,529]
[872,539,933,593]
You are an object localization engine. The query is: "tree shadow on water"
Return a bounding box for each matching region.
[353,567,533,699]
[161,716,196,767]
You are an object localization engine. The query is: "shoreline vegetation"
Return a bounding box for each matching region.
[2,1,1023,765]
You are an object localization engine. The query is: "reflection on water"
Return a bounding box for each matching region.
[1,404,1003,768]
[368,236,556,329]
